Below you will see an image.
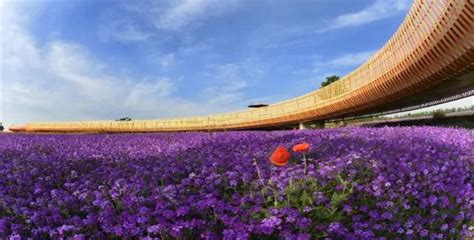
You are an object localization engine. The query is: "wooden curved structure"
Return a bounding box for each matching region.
[17,0,474,132]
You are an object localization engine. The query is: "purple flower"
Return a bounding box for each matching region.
[8,234,21,240]
[71,234,86,240]
[0,127,471,238]
[147,224,163,234]
[343,204,352,213]
[57,225,75,235]
[296,217,311,230]
[381,212,393,220]
[0,218,8,235]
[261,216,281,228]
[441,224,448,231]
[420,229,429,237]
[297,233,311,240]
[328,222,341,232]
[428,195,438,206]
[176,206,190,217]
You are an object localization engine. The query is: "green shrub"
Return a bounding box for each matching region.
[432,110,446,118]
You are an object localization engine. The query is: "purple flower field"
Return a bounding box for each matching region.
[1,127,473,239]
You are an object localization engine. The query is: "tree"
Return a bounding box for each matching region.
[116,117,132,121]
[320,75,340,88]
[0,123,3,132]
[432,110,446,118]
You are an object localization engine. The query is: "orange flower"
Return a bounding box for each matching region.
[269,146,290,166]
[293,142,310,152]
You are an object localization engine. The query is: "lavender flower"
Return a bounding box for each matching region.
[0,127,471,238]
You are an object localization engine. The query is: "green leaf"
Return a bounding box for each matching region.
[301,191,312,207]
[330,192,347,208]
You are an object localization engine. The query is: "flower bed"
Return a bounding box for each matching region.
[0,127,473,239]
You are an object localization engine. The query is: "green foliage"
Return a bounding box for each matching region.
[398,105,472,119]
[253,162,382,239]
[432,109,446,118]
[0,123,3,132]
[261,173,356,235]
[320,75,340,88]
[284,178,319,211]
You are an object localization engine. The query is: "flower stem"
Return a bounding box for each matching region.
[253,158,263,185]
[303,153,307,175]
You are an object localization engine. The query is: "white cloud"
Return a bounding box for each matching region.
[203,64,249,105]
[303,50,376,89]
[179,42,209,55]
[47,42,111,92]
[320,0,411,32]
[327,50,376,67]
[151,0,239,31]
[1,3,221,126]
[3,37,191,124]
[158,53,176,70]
[246,0,411,50]
[99,18,152,43]
[125,78,174,106]
[312,50,376,73]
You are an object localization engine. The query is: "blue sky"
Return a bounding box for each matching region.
[4,0,468,126]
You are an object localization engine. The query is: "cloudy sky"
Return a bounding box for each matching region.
[2,0,469,126]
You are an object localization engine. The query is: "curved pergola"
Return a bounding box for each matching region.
[20,0,474,132]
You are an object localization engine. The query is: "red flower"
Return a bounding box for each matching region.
[293,142,310,152]
[269,146,290,166]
